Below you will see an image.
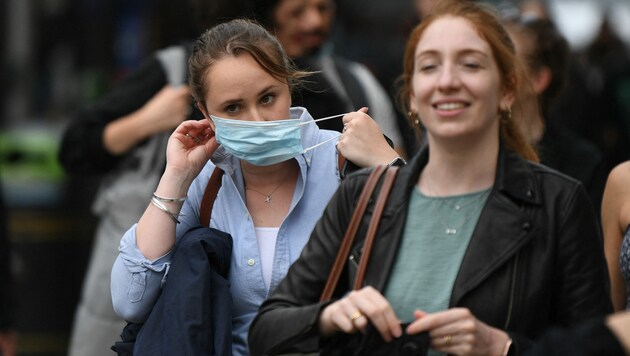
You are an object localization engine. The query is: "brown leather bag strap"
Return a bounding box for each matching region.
[199,168,224,227]
[320,164,389,302]
[353,166,399,290]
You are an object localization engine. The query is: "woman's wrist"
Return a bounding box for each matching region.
[492,330,512,356]
[317,306,337,337]
[501,336,513,356]
[158,168,195,198]
[377,148,402,166]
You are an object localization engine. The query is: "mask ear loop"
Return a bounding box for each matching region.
[299,112,351,126]
[303,135,340,153]
[299,112,349,152]
[299,112,352,152]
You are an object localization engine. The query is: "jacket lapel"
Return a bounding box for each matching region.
[451,148,541,306]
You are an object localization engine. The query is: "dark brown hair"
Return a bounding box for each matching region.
[188,18,310,107]
[397,0,538,162]
[505,16,570,116]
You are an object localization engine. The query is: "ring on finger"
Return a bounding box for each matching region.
[186,133,201,144]
[443,335,452,345]
[349,310,363,322]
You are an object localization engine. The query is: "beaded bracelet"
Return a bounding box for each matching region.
[152,192,187,203]
[150,196,181,224]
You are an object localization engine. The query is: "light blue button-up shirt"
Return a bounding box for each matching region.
[111,107,342,356]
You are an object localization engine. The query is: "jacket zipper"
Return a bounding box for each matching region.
[503,252,519,329]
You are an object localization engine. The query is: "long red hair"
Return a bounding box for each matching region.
[397,0,539,162]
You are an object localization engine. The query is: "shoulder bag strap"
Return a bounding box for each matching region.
[353,166,399,290]
[199,168,224,227]
[320,164,389,302]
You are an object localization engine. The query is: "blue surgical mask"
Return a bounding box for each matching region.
[210,113,345,166]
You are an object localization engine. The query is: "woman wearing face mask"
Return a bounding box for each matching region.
[248,1,612,355]
[110,19,400,356]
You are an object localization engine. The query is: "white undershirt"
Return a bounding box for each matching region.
[254,227,279,290]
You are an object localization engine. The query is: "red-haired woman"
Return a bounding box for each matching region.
[249,1,612,355]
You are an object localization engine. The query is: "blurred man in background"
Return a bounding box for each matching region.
[253,0,406,155]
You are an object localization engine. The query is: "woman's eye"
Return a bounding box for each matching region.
[419,64,437,72]
[225,104,239,113]
[261,94,275,105]
[462,61,481,69]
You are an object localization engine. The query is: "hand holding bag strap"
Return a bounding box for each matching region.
[320,164,389,302]
[353,166,399,290]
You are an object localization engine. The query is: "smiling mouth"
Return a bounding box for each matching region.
[434,102,469,110]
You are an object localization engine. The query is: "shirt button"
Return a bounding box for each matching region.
[247,259,255,266]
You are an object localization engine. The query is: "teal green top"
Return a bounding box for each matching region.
[384,186,491,321]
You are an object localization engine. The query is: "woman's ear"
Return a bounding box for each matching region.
[532,66,552,95]
[500,89,515,110]
[500,74,517,109]
[409,93,419,116]
[197,101,216,131]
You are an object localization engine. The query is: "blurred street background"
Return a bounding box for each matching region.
[1,0,630,355]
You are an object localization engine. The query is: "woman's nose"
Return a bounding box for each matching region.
[437,64,460,90]
[249,108,265,122]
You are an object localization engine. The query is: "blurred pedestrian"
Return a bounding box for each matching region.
[58,2,252,355]
[601,161,630,311]
[505,13,607,214]
[253,0,406,156]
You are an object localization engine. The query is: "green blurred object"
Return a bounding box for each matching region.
[0,126,66,207]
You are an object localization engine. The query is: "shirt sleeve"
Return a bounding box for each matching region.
[110,224,173,323]
[109,164,213,323]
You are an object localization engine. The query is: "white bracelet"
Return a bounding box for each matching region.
[150,196,182,224]
[152,192,187,203]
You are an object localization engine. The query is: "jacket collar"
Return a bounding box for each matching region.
[402,142,541,207]
[370,142,542,302]
[494,145,541,206]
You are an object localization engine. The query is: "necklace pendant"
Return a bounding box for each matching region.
[445,228,457,235]
[265,196,272,203]
[455,205,461,210]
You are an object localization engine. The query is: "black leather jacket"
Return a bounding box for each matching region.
[249,146,612,355]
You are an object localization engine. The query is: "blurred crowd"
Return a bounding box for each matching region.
[1,0,630,355]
